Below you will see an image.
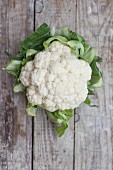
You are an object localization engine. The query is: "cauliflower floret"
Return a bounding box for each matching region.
[31,69,47,86]
[19,61,33,87]
[20,41,92,112]
[79,60,92,80]
[27,86,42,105]
[34,51,51,69]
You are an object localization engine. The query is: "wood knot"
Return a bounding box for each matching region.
[36,0,44,13]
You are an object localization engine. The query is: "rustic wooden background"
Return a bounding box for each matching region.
[0,0,113,170]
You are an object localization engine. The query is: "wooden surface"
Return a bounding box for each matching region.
[0,1,34,169]
[0,0,113,170]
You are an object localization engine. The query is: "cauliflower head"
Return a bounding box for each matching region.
[20,41,92,112]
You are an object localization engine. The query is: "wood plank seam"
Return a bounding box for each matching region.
[32,1,36,170]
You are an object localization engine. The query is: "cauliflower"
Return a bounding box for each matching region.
[20,41,92,112]
[5,23,103,136]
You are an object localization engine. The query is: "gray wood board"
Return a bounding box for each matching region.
[0,0,34,170]
[74,0,113,170]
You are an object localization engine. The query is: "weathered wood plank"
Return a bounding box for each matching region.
[33,0,77,169]
[0,0,34,169]
[74,0,113,170]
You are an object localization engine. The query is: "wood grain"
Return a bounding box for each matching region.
[74,0,113,170]
[0,0,34,169]
[33,0,77,169]
[1,0,113,170]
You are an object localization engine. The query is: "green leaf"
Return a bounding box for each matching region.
[88,88,95,95]
[6,60,22,76]
[54,110,69,122]
[89,76,103,88]
[47,109,73,137]
[71,49,79,57]
[43,35,68,48]
[21,49,39,66]
[55,123,68,137]
[80,43,96,64]
[57,27,71,39]
[6,60,21,70]
[61,109,73,118]
[13,83,26,92]
[26,103,38,116]
[95,56,102,62]
[21,55,35,66]
[47,111,63,124]
[57,27,85,42]
[5,50,24,78]
[89,58,103,88]
[6,70,17,76]
[84,97,98,107]
[20,23,51,50]
[67,40,84,56]
[57,27,96,64]
[11,48,26,61]
[26,49,37,58]
[47,109,73,124]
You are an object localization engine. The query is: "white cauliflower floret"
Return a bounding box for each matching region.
[31,69,47,86]
[34,51,51,69]
[20,61,33,86]
[27,86,42,105]
[20,41,92,112]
